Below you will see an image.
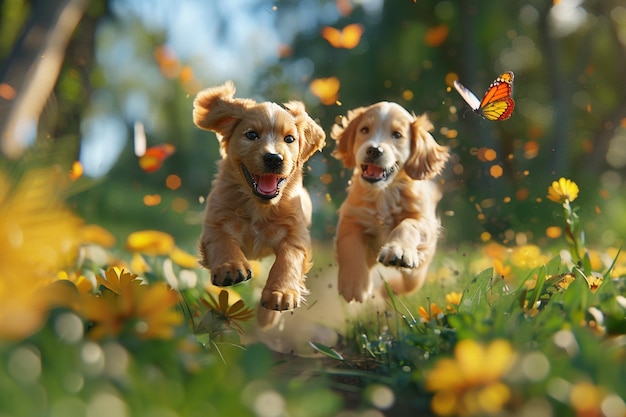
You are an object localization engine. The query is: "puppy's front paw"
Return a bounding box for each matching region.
[260,287,301,311]
[378,244,425,269]
[211,262,252,286]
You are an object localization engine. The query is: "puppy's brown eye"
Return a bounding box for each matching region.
[284,135,295,143]
[360,127,369,134]
[392,131,402,139]
[245,131,259,140]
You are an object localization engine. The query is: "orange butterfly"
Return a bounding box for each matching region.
[454,71,515,121]
[134,121,176,173]
[321,24,363,49]
[138,144,176,173]
[309,77,340,105]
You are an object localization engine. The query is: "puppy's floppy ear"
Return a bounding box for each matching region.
[284,101,326,162]
[404,114,450,180]
[330,106,368,169]
[193,81,255,153]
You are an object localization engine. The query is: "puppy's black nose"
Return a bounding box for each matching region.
[366,146,383,159]
[263,153,283,171]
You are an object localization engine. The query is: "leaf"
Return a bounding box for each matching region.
[604,247,622,280]
[447,313,489,339]
[382,279,398,311]
[546,255,563,275]
[309,341,344,361]
[529,266,548,308]
[581,251,593,276]
[604,314,626,335]
[360,333,377,358]
[562,267,590,321]
[458,268,495,313]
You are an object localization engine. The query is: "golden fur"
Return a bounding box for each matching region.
[193,81,325,326]
[331,102,449,302]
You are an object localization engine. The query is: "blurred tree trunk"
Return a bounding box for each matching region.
[538,2,570,177]
[0,0,88,158]
[585,0,626,174]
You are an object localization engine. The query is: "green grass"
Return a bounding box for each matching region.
[1,159,625,417]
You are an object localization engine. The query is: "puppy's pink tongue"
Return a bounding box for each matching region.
[364,165,384,179]
[257,174,279,194]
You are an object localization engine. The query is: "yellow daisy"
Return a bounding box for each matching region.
[0,168,82,340]
[547,177,579,203]
[426,339,517,416]
[202,289,255,333]
[125,230,175,256]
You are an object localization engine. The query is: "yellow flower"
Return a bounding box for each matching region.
[445,292,462,306]
[57,271,94,294]
[78,281,182,340]
[544,272,601,292]
[482,242,509,261]
[125,231,197,272]
[80,224,116,248]
[547,177,579,203]
[206,284,242,304]
[0,168,82,340]
[170,246,199,268]
[78,290,124,339]
[426,339,517,416]
[130,253,151,274]
[569,381,606,417]
[555,273,576,290]
[493,258,511,279]
[419,302,444,322]
[584,274,603,292]
[202,289,255,333]
[125,230,175,255]
[0,279,51,341]
[96,267,141,295]
[0,168,82,278]
[445,292,462,313]
[133,283,184,339]
[510,244,548,269]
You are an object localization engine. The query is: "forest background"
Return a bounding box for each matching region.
[3,0,625,251]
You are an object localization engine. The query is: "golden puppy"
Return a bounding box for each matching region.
[193,81,325,325]
[331,102,449,302]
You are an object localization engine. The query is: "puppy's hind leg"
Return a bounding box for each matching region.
[261,238,311,312]
[383,266,429,297]
[257,304,281,328]
[336,221,374,303]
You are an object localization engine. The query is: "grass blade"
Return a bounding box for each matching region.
[309,341,344,361]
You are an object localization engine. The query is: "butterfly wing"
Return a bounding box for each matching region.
[340,23,363,49]
[453,80,481,111]
[478,71,515,121]
[321,27,343,48]
[481,97,515,121]
[322,24,363,49]
[139,144,176,173]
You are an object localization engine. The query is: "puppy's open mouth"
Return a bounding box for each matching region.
[361,164,393,183]
[241,164,286,199]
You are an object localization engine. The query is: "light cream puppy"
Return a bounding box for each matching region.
[332,102,449,302]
